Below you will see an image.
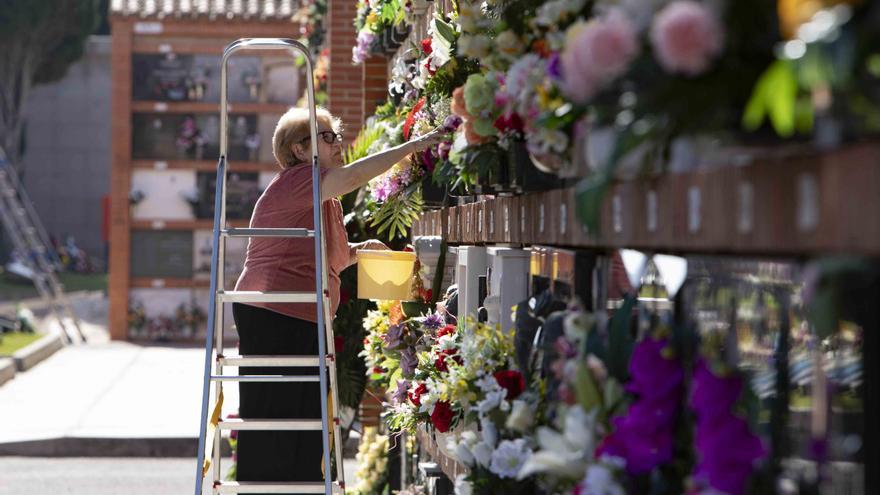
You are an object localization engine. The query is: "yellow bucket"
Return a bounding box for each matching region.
[357,250,417,301]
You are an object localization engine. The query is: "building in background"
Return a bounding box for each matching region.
[108,1,303,340]
[20,36,111,263]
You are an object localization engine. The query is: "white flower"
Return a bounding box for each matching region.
[489,439,532,479]
[480,418,498,447]
[459,34,491,59]
[517,406,598,480]
[419,388,439,414]
[534,0,587,27]
[578,457,626,495]
[506,399,535,433]
[472,441,494,468]
[563,311,593,344]
[457,2,479,32]
[477,388,507,416]
[452,441,476,466]
[495,30,524,58]
[454,474,473,495]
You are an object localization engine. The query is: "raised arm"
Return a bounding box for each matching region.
[320,128,446,201]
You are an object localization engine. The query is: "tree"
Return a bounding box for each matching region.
[0,0,101,166]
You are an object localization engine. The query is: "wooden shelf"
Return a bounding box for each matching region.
[416,426,468,482]
[412,143,880,257]
[131,101,290,114]
[131,219,250,230]
[131,277,211,289]
[131,159,280,172]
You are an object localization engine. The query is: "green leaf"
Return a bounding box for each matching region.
[433,16,457,47]
[742,59,799,137]
[573,361,603,415]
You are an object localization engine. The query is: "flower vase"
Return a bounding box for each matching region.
[509,140,562,192]
[421,176,447,209]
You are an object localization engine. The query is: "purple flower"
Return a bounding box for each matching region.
[423,313,444,331]
[392,379,411,405]
[625,336,684,398]
[546,52,562,81]
[420,149,436,172]
[690,359,767,495]
[596,336,683,475]
[383,324,404,349]
[690,360,744,420]
[352,31,376,65]
[442,114,463,132]
[400,347,418,377]
[437,141,452,161]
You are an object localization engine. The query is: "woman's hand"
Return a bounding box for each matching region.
[408,127,448,153]
[356,239,390,251]
[348,240,390,266]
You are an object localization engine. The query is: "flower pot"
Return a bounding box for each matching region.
[382,24,410,54]
[509,140,562,192]
[421,176,448,209]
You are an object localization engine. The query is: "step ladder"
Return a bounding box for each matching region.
[194,39,345,495]
[0,148,85,343]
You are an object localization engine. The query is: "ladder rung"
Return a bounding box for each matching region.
[218,291,316,303]
[219,355,322,367]
[223,228,314,238]
[218,418,323,431]
[210,375,320,383]
[214,481,328,493]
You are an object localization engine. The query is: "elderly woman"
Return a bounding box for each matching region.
[233,107,442,487]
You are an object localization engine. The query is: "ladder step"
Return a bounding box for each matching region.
[210,375,320,383]
[218,291,316,303]
[223,228,314,238]
[214,481,330,494]
[218,418,323,431]
[219,355,322,367]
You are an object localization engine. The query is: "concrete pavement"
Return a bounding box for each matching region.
[0,292,239,456]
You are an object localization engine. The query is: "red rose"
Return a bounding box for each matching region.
[430,401,454,432]
[494,370,526,400]
[409,383,427,406]
[435,354,449,372]
[421,37,433,55]
[334,335,345,354]
[438,324,456,337]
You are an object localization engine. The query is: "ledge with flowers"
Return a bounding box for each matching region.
[346,0,880,243]
[337,0,879,493]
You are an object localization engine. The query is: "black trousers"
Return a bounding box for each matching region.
[232,303,324,488]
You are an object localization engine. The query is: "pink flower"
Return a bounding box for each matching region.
[650,1,724,76]
[560,10,638,104]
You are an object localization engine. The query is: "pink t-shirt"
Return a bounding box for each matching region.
[234,164,350,322]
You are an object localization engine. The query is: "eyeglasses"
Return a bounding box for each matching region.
[301,131,343,144]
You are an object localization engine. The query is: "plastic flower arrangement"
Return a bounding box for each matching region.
[352,426,390,494]
[384,318,517,435]
[352,0,406,64]
[360,299,405,390]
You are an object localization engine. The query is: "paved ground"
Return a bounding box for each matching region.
[0,292,239,452]
[0,457,360,495]
[0,292,359,492]
[0,457,217,495]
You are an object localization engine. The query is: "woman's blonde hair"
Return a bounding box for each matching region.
[272,106,343,168]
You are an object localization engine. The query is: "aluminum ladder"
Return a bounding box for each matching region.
[194,38,345,495]
[0,149,85,343]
